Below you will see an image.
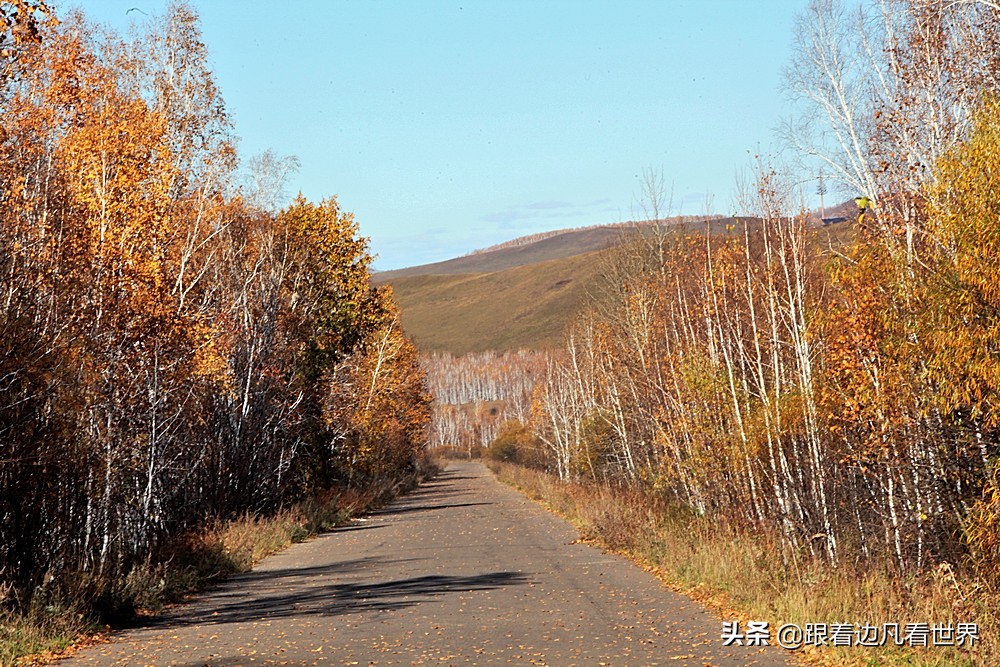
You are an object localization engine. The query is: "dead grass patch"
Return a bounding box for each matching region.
[1,459,443,667]
[489,461,995,667]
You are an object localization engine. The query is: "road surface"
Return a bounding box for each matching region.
[59,462,795,666]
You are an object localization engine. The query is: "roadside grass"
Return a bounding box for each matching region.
[0,457,441,667]
[488,461,996,667]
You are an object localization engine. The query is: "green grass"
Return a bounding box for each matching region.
[488,461,995,667]
[0,612,87,667]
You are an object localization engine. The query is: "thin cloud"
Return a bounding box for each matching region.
[481,209,529,224]
[523,200,574,210]
[480,198,613,225]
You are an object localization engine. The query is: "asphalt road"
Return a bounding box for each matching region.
[59,461,796,666]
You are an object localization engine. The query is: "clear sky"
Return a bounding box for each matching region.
[80,0,806,270]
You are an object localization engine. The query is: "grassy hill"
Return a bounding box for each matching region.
[379,214,855,355]
[375,225,629,281]
[385,248,608,354]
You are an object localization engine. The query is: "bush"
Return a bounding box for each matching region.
[488,420,535,463]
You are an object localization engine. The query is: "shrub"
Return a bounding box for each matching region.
[488,420,536,463]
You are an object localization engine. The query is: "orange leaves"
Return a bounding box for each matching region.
[278,195,376,380]
[0,0,54,80]
[0,1,431,609]
[324,303,431,480]
[4,15,178,323]
[917,97,1000,430]
[965,465,1000,577]
[59,97,174,277]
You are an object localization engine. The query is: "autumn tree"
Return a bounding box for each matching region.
[325,291,430,484]
[784,0,1000,259]
[423,349,547,457]
[0,3,429,613]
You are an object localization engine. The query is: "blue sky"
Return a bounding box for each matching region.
[81,0,806,269]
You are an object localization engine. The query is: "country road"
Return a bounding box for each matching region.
[59,462,795,666]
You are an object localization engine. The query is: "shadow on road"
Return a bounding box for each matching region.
[390,485,475,501]
[136,466,518,635]
[369,501,493,516]
[329,522,385,533]
[156,569,529,628]
[424,474,478,482]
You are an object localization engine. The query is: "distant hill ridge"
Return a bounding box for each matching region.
[462,215,719,257]
[379,208,855,354]
[375,215,721,282]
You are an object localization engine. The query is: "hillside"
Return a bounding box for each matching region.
[374,225,630,281]
[387,249,608,354]
[380,214,855,355]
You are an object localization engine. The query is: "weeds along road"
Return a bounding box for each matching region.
[59,462,795,666]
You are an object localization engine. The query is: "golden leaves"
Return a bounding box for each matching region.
[0,2,430,622]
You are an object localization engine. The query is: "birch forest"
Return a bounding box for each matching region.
[5,0,1000,652]
[433,0,1000,578]
[0,1,429,614]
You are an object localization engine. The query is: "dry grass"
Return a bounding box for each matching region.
[0,613,85,667]
[489,461,996,667]
[384,220,855,356]
[0,458,442,667]
[387,249,609,354]
[0,495,358,667]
